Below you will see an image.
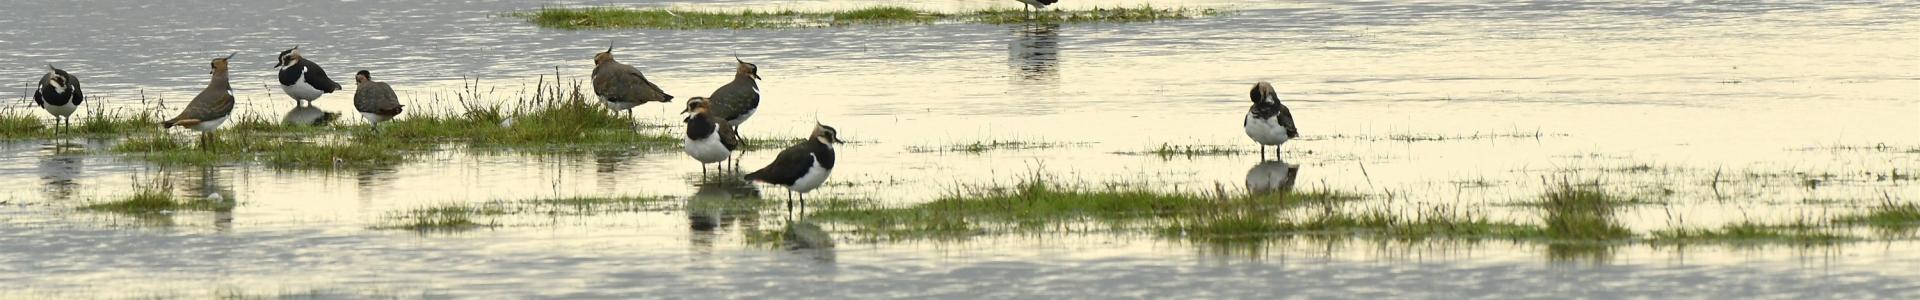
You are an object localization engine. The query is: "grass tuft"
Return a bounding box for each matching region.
[1832,200,1920,229]
[79,182,232,214]
[371,195,670,231]
[1650,221,1853,244]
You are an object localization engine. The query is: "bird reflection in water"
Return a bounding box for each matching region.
[687,172,763,254]
[282,103,339,127]
[37,143,86,202]
[1009,23,1062,83]
[184,166,237,231]
[1245,159,1301,195]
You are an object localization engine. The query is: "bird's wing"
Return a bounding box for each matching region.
[278,66,302,86]
[66,73,83,106]
[747,142,817,184]
[630,70,671,102]
[303,62,342,92]
[591,64,613,97]
[1278,104,1298,138]
[356,82,403,114]
[708,81,759,121]
[718,124,743,151]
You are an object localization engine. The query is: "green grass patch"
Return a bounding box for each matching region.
[1113,143,1249,158]
[906,140,1074,153]
[372,195,672,231]
[0,111,45,138]
[1535,181,1635,240]
[812,177,1362,240]
[1650,221,1853,244]
[1832,200,1920,229]
[516,5,1222,30]
[79,184,232,214]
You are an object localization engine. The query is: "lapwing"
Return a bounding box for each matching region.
[745,123,844,211]
[162,53,239,148]
[706,57,761,128]
[1016,0,1060,19]
[352,70,405,132]
[33,64,85,128]
[1243,81,1298,160]
[274,46,342,106]
[681,97,736,174]
[591,43,673,118]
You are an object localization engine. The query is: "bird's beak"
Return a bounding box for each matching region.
[750,73,761,80]
[830,135,845,144]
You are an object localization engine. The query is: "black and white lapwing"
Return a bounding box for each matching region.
[162,53,239,148]
[745,123,844,211]
[1243,81,1298,160]
[591,43,673,118]
[33,64,85,128]
[274,46,343,106]
[706,57,761,128]
[353,70,405,132]
[1016,0,1060,19]
[681,97,737,174]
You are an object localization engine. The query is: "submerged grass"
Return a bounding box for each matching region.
[79,182,231,214]
[1112,143,1249,158]
[1650,221,1853,244]
[1832,199,1920,229]
[518,5,1222,30]
[812,176,1363,240]
[372,195,672,231]
[906,139,1074,153]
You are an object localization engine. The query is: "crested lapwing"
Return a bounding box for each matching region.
[353,70,405,132]
[681,97,735,174]
[591,43,673,118]
[274,46,342,106]
[163,53,239,148]
[706,57,761,128]
[745,123,844,211]
[1243,81,1298,160]
[1016,0,1059,19]
[33,64,85,129]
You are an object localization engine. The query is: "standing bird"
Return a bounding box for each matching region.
[353,70,405,132]
[274,46,342,106]
[682,97,736,174]
[1016,0,1060,19]
[705,57,761,155]
[33,65,85,128]
[162,53,239,148]
[706,57,761,127]
[745,123,844,211]
[591,44,673,118]
[1243,81,1298,160]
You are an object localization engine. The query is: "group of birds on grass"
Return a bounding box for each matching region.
[30,44,850,209]
[29,0,1301,210]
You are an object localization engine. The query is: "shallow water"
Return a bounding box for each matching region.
[3,0,1918,298]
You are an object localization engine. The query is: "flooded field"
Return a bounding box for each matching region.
[3,0,1918,298]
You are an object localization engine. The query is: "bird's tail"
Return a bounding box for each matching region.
[160,120,177,129]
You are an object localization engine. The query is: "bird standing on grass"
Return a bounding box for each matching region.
[1016,0,1060,19]
[591,43,674,119]
[1243,81,1298,160]
[705,57,761,159]
[34,65,85,129]
[682,97,736,174]
[745,123,844,212]
[162,53,239,149]
[275,46,343,106]
[353,70,405,133]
